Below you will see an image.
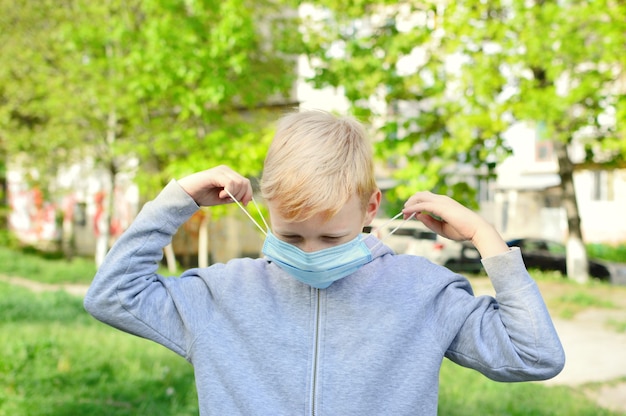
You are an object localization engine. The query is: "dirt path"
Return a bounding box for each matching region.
[0,274,89,297]
[545,313,626,414]
[2,274,626,414]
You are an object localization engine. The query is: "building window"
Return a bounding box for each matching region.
[544,193,562,208]
[591,170,613,201]
[535,121,554,162]
[535,140,553,162]
[477,177,493,202]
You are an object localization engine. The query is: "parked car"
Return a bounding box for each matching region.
[440,242,483,274]
[506,238,620,282]
[363,219,484,273]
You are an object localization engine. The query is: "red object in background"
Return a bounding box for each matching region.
[93,191,106,236]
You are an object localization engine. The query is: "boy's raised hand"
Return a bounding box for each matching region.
[402,191,509,259]
[177,165,253,207]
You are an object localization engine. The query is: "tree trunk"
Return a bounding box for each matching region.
[198,211,210,268]
[61,201,76,260]
[553,139,589,283]
[164,243,177,273]
[95,172,114,267]
[0,157,7,229]
[95,109,118,267]
[94,213,109,267]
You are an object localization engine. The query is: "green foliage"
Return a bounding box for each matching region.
[302,0,626,208]
[447,0,625,153]
[0,228,19,249]
[588,243,626,263]
[301,1,511,206]
[0,0,303,266]
[0,0,301,202]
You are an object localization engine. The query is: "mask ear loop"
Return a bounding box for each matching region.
[367,211,417,250]
[224,189,269,237]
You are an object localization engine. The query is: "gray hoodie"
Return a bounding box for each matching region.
[84,180,565,415]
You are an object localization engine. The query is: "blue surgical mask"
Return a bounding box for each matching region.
[262,231,372,289]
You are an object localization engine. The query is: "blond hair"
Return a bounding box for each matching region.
[260,110,377,222]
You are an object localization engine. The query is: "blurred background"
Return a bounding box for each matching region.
[2,0,625,280]
[1,1,625,414]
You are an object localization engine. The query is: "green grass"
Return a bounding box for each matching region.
[553,290,616,319]
[438,360,618,416]
[529,271,625,320]
[0,282,198,416]
[0,245,97,285]
[607,318,626,333]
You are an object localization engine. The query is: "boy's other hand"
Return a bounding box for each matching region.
[177,165,253,207]
[402,191,509,258]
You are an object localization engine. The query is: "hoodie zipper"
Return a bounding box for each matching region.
[310,288,321,416]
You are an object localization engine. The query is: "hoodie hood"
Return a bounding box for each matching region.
[362,233,395,259]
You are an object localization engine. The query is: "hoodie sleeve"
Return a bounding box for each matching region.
[83,180,204,358]
[443,248,565,382]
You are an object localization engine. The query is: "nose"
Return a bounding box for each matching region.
[300,240,324,253]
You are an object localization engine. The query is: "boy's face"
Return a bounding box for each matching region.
[267,191,380,253]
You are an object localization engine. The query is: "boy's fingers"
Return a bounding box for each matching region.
[222,178,253,204]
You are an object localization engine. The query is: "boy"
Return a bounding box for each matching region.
[84,110,565,415]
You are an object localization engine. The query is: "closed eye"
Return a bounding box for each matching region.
[278,234,302,243]
[321,235,352,246]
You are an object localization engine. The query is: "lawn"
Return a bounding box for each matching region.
[0,244,623,415]
[0,282,198,416]
[0,245,97,285]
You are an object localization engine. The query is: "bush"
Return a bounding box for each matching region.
[588,243,626,263]
[0,228,19,250]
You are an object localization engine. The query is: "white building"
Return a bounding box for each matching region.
[483,122,626,244]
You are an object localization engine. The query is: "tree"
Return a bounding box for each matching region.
[300,1,510,212]
[0,0,301,265]
[301,0,625,282]
[0,140,6,229]
[442,0,625,282]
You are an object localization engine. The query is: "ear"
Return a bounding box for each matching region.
[363,189,381,226]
